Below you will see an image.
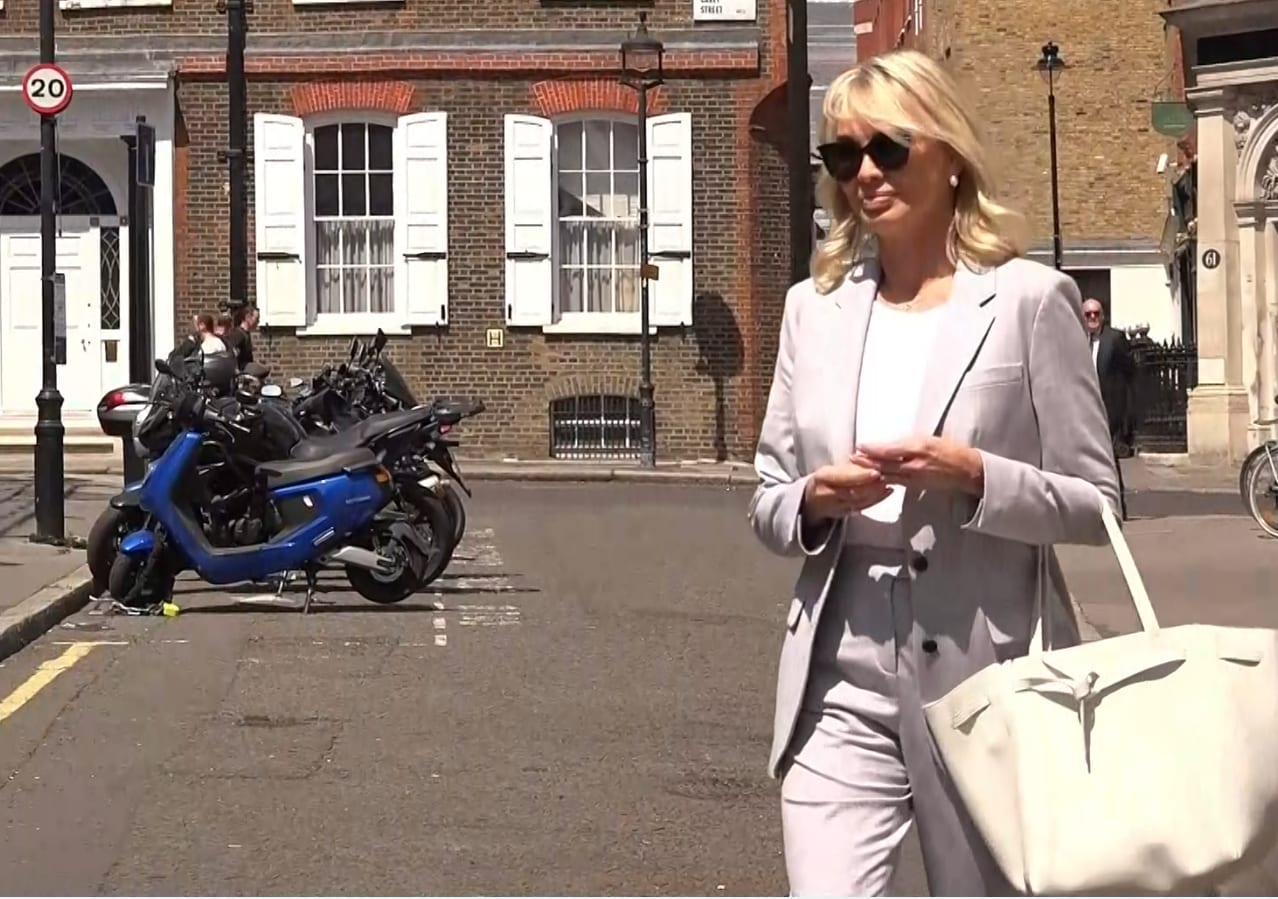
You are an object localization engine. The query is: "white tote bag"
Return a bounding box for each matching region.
[923,496,1278,895]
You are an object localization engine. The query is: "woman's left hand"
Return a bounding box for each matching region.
[854,437,985,496]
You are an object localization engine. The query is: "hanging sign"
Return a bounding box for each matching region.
[137,117,156,188]
[693,0,755,21]
[22,63,73,116]
[53,273,67,365]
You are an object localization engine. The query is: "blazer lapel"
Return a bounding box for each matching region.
[825,259,880,463]
[912,263,1000,437]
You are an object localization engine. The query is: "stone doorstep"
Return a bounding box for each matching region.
[0,424,116,456]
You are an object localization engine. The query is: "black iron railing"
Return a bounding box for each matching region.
[1128,328,1197,453]
[549,394,642,460]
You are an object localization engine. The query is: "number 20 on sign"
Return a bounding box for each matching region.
[22,63,73,117]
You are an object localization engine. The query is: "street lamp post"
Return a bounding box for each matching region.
[35,0,65,542]
[1037,41,1066,271]
[620,12,664,469]
[785,0,812,285]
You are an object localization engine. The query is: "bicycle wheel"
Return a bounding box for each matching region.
[1245,454,1278,538]
[1239,442,1274,507]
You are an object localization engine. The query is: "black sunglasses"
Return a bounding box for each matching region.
[816,133,912,182]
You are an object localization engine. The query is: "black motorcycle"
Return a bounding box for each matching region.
[89,346,463,600]
[283,332,476,551]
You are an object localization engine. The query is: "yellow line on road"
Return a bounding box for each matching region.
[0,642,100,725]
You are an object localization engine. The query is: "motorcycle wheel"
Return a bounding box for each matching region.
[88,506,143,596]
[398,484,455,587]
[441,483,467,550]
[1245,456,1278,538]
[346,523,431,604]
[107,548,175,608]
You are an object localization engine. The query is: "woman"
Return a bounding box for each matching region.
[195,313,227,355]
[749,50,1120,896]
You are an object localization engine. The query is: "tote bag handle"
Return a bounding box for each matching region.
[1029,489,1160,656]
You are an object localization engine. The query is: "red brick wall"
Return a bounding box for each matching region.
[1,0,790,461]
[173,72,788,460]
[0,0,707,34]
[853,0,917,60]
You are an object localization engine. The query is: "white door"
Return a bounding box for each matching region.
[0,218,103,414]
[96,219,130,397]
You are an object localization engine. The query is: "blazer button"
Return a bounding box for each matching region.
[911,554,929,573]
[922,638,939,654]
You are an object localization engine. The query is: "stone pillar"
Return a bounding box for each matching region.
[1186,87,1251,462]
[1236,203,1272,447]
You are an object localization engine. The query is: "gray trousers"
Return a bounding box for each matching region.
[779,548,1014,897]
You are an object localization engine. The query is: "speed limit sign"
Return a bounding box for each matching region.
[22,63,73,116]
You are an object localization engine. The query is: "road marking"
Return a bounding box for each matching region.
[51,640,129,647]
[458,603,522,627]
[0,643,100,724]
[433,615,447,647]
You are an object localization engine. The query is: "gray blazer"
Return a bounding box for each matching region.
[749,255,1121,778]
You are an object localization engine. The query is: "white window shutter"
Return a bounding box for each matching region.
[504,114,554,327]
[394,112,449,327]
[253,113,307,327]
[646,113,694,328]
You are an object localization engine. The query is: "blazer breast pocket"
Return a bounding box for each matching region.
[961,362,1024,391]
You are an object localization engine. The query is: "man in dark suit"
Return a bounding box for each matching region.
[1083,298,1136,519]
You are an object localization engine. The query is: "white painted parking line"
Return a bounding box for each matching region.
[457,603,522,627]
[434,526,528,631]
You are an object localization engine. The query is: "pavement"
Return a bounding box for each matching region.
[0,473,111,661]
[0,448,1241,492]
[0,478,1273,895]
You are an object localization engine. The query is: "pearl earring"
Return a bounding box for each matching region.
[949,173,960,188]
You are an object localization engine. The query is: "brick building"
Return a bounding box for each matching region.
[851,0,1185,342]
[0,0,794,462]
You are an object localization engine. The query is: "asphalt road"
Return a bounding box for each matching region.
[0,482,1270,896]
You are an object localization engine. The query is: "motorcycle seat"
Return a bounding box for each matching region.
[289,406,434,461]
[258,447,379,491]
[432,401,467,427]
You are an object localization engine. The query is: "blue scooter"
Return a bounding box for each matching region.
[109,362,432,613]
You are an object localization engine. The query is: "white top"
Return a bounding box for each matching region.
[845,299,948,549]
[201,334,227,355]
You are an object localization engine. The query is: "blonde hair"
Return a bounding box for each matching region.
[811,49,1027,294]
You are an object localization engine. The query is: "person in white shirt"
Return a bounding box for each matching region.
[195,313,227,355]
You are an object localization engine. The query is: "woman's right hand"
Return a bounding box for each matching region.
[801,461,893,523]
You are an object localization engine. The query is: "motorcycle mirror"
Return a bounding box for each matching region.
[287,377,305,389]
[260,384,283,398]
[373,329,388,354]
[348,337,360,362]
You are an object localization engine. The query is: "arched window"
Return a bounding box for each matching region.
[554,117,641,317]
[0,153,117,216]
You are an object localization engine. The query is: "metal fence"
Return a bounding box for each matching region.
[549,394,642,460]
[1128,329,1197,453]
